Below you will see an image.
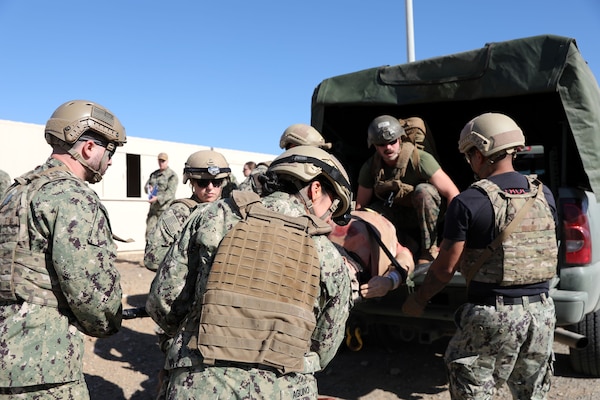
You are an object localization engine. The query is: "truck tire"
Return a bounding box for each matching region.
[569,310,600,377]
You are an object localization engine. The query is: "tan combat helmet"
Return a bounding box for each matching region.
[367,115,406,147]
[183,150,231,183]
[279,124,332,150]
[44,100,126,183]
[458,112,525,157]
[45,100,126,147]
[268,145,352,223]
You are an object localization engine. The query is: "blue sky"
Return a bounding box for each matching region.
[1,1,598,156]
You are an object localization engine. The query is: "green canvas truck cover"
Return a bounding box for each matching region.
[311,34,600,197]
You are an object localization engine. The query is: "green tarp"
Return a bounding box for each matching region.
[312,35,600,196]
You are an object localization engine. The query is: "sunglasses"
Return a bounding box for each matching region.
[197,178,225,188]
[92,140,116,159]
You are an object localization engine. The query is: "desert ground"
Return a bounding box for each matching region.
[82,253,599,399]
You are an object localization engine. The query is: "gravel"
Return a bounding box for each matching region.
[82,255,598,400]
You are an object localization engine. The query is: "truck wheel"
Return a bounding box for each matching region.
[569,310,600,377]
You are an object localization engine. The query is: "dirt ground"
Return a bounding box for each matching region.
[83,254,600,400]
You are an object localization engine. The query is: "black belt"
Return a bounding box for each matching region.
[211,360,280,374]
[0,382,65,394]
[472,293,547,306]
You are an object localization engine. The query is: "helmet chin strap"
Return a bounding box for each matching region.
[63,143,107,183]
[294,180,339,221]
[295,183,316,216]
[319,198,340,221]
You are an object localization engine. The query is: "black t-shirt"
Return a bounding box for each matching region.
[444,172,557,300]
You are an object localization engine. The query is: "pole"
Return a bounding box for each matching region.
[405,0,415,62]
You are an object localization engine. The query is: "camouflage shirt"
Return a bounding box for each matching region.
[143,197,208,272]
[145,167,178,214]
[146,191,350,374]
[238,163,269,195]
[0,157,122,387]
[0,169,10,198]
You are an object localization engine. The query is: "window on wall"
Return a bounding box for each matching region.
[126,153,141,197]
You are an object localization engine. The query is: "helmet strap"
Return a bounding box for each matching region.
[296,181,341,222]
[319,198,340,221]
[63,142,105,183]
[294,182,316,217]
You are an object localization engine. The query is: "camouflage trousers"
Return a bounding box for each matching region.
[444,295,555,400]
[166,365,318,400]
[145,211,162,240]
[0,380,89,400]
[370,183,441,254]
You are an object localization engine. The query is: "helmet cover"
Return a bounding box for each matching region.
[458,112,525,157]
[268,145,352,219]
[45,100,126,146]
[183,150,231,183]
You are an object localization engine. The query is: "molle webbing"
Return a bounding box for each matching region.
[372,143,420,205]
[198,196,323,374]
[399,117,427,149]
[460,177,557,286]
[171,197,199,209]
[0,166,72,307]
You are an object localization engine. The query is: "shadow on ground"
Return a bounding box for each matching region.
[317,332,450,400]
[85,288,162,400]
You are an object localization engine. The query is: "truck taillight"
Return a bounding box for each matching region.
[562,200,591,265]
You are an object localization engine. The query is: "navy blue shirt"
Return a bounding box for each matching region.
[444,172,557,300]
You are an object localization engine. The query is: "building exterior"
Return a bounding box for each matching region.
[0,119,277,252]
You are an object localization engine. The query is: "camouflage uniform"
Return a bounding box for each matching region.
[144,197,213,400]
[146,191,351,400]
[145,166,178,238]
[445,297,555,399]
[144,196,203,272]
[238,162,269,195]
[0,157,122,399]
[0,169,10,197]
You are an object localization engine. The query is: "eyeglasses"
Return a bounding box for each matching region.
[374,139,398,147]
[197,178,225,188]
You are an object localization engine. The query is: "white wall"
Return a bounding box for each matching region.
[0,119,277,252]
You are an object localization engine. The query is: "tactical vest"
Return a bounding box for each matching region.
[371,143,421,207]
[0,166,77,307]
[197,191,331,374]
[171,197,199,209]
[459,176,557,286]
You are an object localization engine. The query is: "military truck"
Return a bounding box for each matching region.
[311,34,600,377]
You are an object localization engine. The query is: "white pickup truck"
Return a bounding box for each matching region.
[311,34,600,377]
